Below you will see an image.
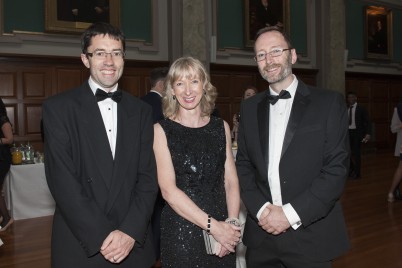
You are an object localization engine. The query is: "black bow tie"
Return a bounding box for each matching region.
[267,90,291,105]
[95,88,122,103]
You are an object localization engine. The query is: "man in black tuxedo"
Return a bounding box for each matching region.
[141,67,168,268]
[43,22,158,267]
[347,92,371,179]
[236,26,350,267]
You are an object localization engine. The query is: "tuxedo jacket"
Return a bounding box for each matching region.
[236,80,350,261]
[43,82,158,268]
[352,104,371,140]
[141,91,163,124]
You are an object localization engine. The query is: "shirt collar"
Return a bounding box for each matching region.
[150,89,163,97]
[269,74,298,98]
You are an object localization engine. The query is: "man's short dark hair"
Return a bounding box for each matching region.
[254,26,293,50]
[81,22,126,54]
[150,67,169,88]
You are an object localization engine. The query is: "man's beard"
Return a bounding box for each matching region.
[260,57,292,84]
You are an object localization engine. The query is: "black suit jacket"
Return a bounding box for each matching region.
[352,104,371,140]
[43,82,158,267]
[236,81,350,261]
[141,91,163,124]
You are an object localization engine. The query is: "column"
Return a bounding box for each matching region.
[316,0,346,95]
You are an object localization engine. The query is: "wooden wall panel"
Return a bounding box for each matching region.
[212,74,231,99]
[120,75,142,97]
[25,105,42,135]
[231,75,256,98]
[0,72,17,97]
[56,68,85,93]
[23,72,48,98]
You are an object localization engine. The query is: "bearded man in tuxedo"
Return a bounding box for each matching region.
[236,26,350,267]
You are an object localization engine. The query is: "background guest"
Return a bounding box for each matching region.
[388,102,402,202]
[142,67,168,124]
[0,98,13,232]
[153,56,241,267]
[231,86,258,143]
[347,91,372,179]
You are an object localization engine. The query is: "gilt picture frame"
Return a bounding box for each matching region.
[45,0,120,34]
[365,6,393,60]
[244,0,290,48]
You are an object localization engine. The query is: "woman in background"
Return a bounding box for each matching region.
[231,86,258,143]
[0,98,14,231]
[388,101,402,202]
[153,57,241,267]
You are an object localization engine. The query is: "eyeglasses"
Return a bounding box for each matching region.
[254,48,292,62]
[86,50,125,59]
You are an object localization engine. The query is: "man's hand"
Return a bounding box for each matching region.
[100,230,135,263]
[258,204,290,235]
[362,134,370,143]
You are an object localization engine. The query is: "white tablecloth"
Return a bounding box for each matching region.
[4,163,55,220]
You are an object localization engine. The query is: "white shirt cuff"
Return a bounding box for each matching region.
[282,203,302,230]
[256,202,270,220]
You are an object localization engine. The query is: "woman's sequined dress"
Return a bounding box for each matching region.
[159,116,235,267]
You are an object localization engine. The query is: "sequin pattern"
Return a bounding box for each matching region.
[159,116,235,267]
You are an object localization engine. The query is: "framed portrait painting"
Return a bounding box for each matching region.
[365,6,393,60]
[45,0,120,34]
[244,0,290,48]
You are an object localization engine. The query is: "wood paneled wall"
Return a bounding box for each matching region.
[0,54,400,152]
[0,54,168,152]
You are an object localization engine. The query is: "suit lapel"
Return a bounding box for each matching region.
[281,82,311,157]
[257,94,270,170]
[79,83,114,188]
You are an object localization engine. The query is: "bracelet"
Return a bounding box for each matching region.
[207,214,211,234]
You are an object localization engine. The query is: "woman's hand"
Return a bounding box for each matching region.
[210,220,241,253]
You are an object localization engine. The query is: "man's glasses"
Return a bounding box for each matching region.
[254,48,292,62]
[86,50,125,59]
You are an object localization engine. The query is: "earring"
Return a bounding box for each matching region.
[204,91,207,96]
[173,95,176,100]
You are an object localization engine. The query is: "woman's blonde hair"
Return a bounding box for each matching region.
[162,57,217,119]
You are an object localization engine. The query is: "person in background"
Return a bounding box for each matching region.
[42,22,158,267]
[236,26,350,267]
[142,67,168,124]
[347,91,372,179]
[388,100,402,202]
[141,66,168,268]
[231,86,258,143]
[0,98,13,232]
[153,56,241,267]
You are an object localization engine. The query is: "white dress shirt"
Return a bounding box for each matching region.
[88,77,118,158]
[256,74,302,230]
[348,103,357,129]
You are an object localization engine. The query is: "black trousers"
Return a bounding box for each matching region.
[245,232,332,268]
[348,129,361,176]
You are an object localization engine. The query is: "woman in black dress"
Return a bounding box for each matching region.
[153,57,241,267]
[0,98,13,232]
